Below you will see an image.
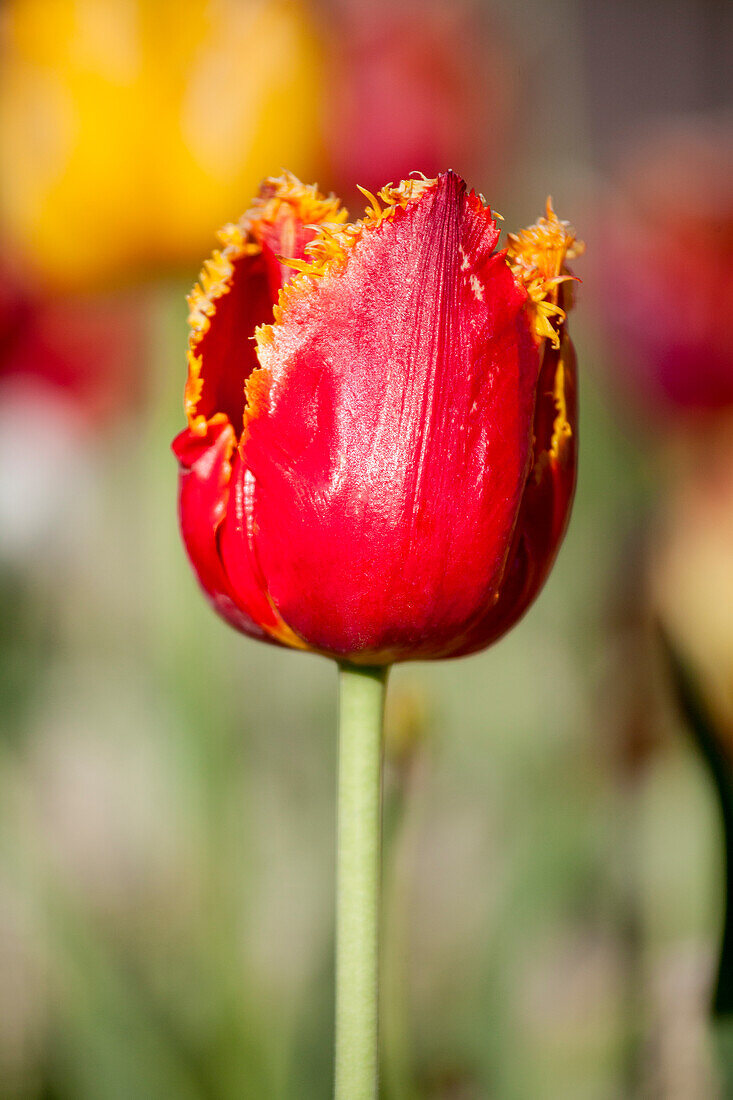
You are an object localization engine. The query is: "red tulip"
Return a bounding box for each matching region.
[595,121,733,416]
[172,172,581,664]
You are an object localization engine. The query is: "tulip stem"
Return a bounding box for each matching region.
[334,662,389,1100]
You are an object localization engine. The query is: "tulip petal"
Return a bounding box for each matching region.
[185,175,346,437]
[184,221,283,438]
[173,420,305,646]
[173,419,273,639]
[453,326,578,656]
[218,453,308,649]
[174,221,284,641]
[175,174,345,645]
[188,246,278,434]
[245,172,541,661]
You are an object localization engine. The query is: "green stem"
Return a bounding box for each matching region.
[334,663,389,1100]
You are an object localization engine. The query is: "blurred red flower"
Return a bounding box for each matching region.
[173,173,581,664]
[598,121,733,415]
[321,0,515,200]
[0,277,143,425]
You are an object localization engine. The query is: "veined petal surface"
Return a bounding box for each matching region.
[172,417,274,638]
[175,175,343,646]
[453,317,578,656]
[245,172,541,661]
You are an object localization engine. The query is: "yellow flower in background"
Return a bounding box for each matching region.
[0,0,323,290]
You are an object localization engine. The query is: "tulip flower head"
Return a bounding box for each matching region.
[173,172,581,664]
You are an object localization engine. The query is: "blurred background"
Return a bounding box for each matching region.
[1,0,732,1096]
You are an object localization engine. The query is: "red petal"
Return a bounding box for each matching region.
[174,176,347,647]
[454,328,578,656]
[218,453,306,648]
[173,419,275,639]
[190,246,280,432]
[174,419,305,647]
[244,172,540,661]
[185,176,345,436]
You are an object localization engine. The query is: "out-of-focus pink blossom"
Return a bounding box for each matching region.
[0,278,144,425]
[596,120,733,418]
[321,0,516,200]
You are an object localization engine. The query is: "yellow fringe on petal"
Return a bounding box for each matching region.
[248,175,437,430]
[507,200,584,349]
[248,170,347,239]
[547,342,573,464]
[185,221,258,434]
[185,173,346,432]
[530,337,575,488]
[255,175,437,372]
[275,176,435,283]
